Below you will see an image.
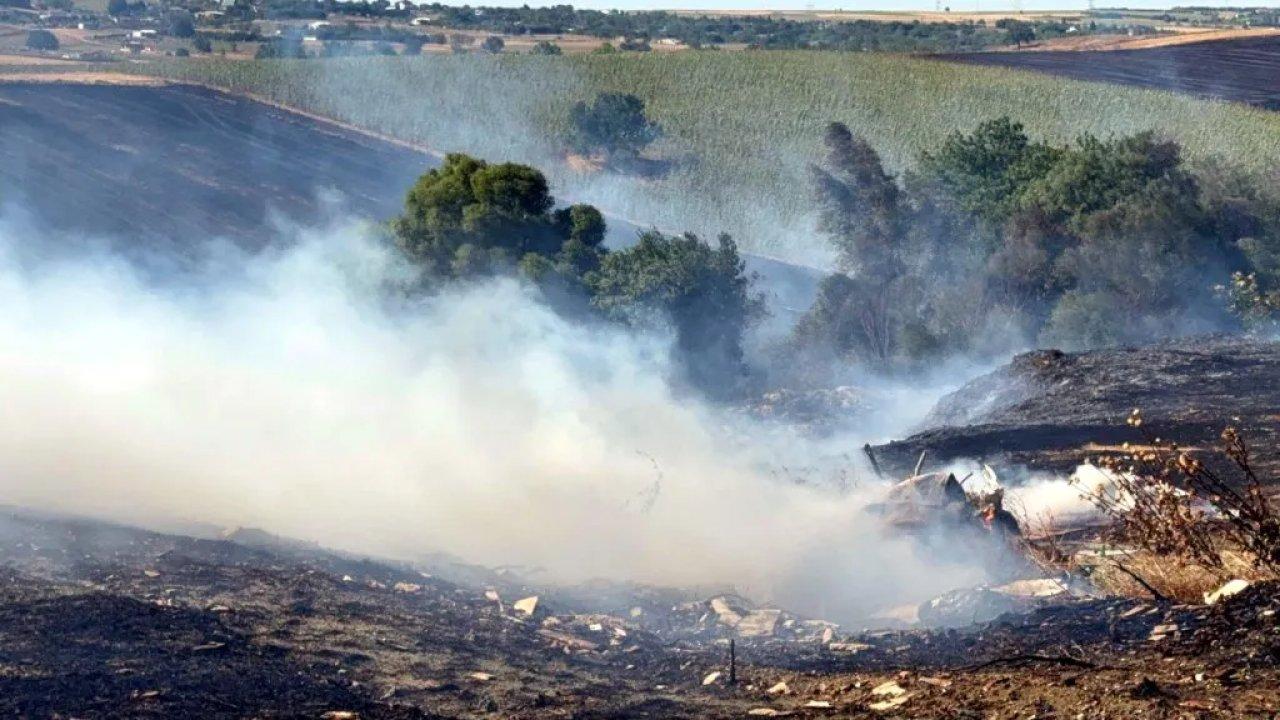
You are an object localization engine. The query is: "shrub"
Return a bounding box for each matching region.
[530,40,561,55]
[1220,272,1280,333]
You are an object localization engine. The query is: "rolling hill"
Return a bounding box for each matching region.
[118,51,1280,265]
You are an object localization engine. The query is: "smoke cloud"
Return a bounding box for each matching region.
[0,214,989,622]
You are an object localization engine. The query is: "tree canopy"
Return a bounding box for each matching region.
[587,230,760,396]
[785,116,1277,374]
[392,153,605,282]
[568,93,662,161]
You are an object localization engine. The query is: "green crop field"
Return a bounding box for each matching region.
[121,52,1280,264]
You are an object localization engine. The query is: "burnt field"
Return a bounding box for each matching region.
[4,507,1280,718]
[0,82,432,250]
[942,35,1280,109]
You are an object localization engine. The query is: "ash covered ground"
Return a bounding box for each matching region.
[5,335,1280,717]
[4,506,1280,719]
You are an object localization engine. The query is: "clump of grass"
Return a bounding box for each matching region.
[1085,548,1257,603]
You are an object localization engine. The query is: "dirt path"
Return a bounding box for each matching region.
[0,70,165,84]
[1011,26,1280,52]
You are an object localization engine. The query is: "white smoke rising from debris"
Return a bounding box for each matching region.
[0,215,987,621]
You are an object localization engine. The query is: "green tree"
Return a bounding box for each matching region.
[193,35,213,52]
[393,154,605,281]
[168,10,195,38]
[811,122,906,278]
[916,117,1061,224]
[568,92,662,160]
[106,0,128,15]
[1019,132,1191,228]
[587,230,761,396]
[481,35,504,53]
[25,29,58,51]
[1000,20,1035,47]
[801,122,923,366]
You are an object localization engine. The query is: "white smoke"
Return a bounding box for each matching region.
[0,215,987,621]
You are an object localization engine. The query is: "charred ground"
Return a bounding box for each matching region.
[872,336,1280,482]
[0,82,429,249]
[3,507,1280,718]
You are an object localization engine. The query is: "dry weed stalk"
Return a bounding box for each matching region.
[1075,409,1280,585]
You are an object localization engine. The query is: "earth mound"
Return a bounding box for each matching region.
[872,335,1280,479]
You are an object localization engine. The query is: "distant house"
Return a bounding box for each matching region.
[307,20,330,30]
[130,29,157,39]
[656,37,679,46]
[411,16,434,26]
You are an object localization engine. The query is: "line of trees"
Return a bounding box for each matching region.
[386,119,1280,399]
[780,117,1280,380]
[412,3,1133,52]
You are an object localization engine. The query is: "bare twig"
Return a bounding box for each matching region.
[1108,558,1167,602]
[964,654,1102,671]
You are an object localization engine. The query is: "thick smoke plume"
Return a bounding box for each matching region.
[0,215,988,621]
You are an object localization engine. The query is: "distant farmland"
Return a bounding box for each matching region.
[944,35,1280,109]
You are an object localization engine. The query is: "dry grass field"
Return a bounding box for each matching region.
[671,8,1080,23]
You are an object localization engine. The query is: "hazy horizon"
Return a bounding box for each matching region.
[434,0,1280,13]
